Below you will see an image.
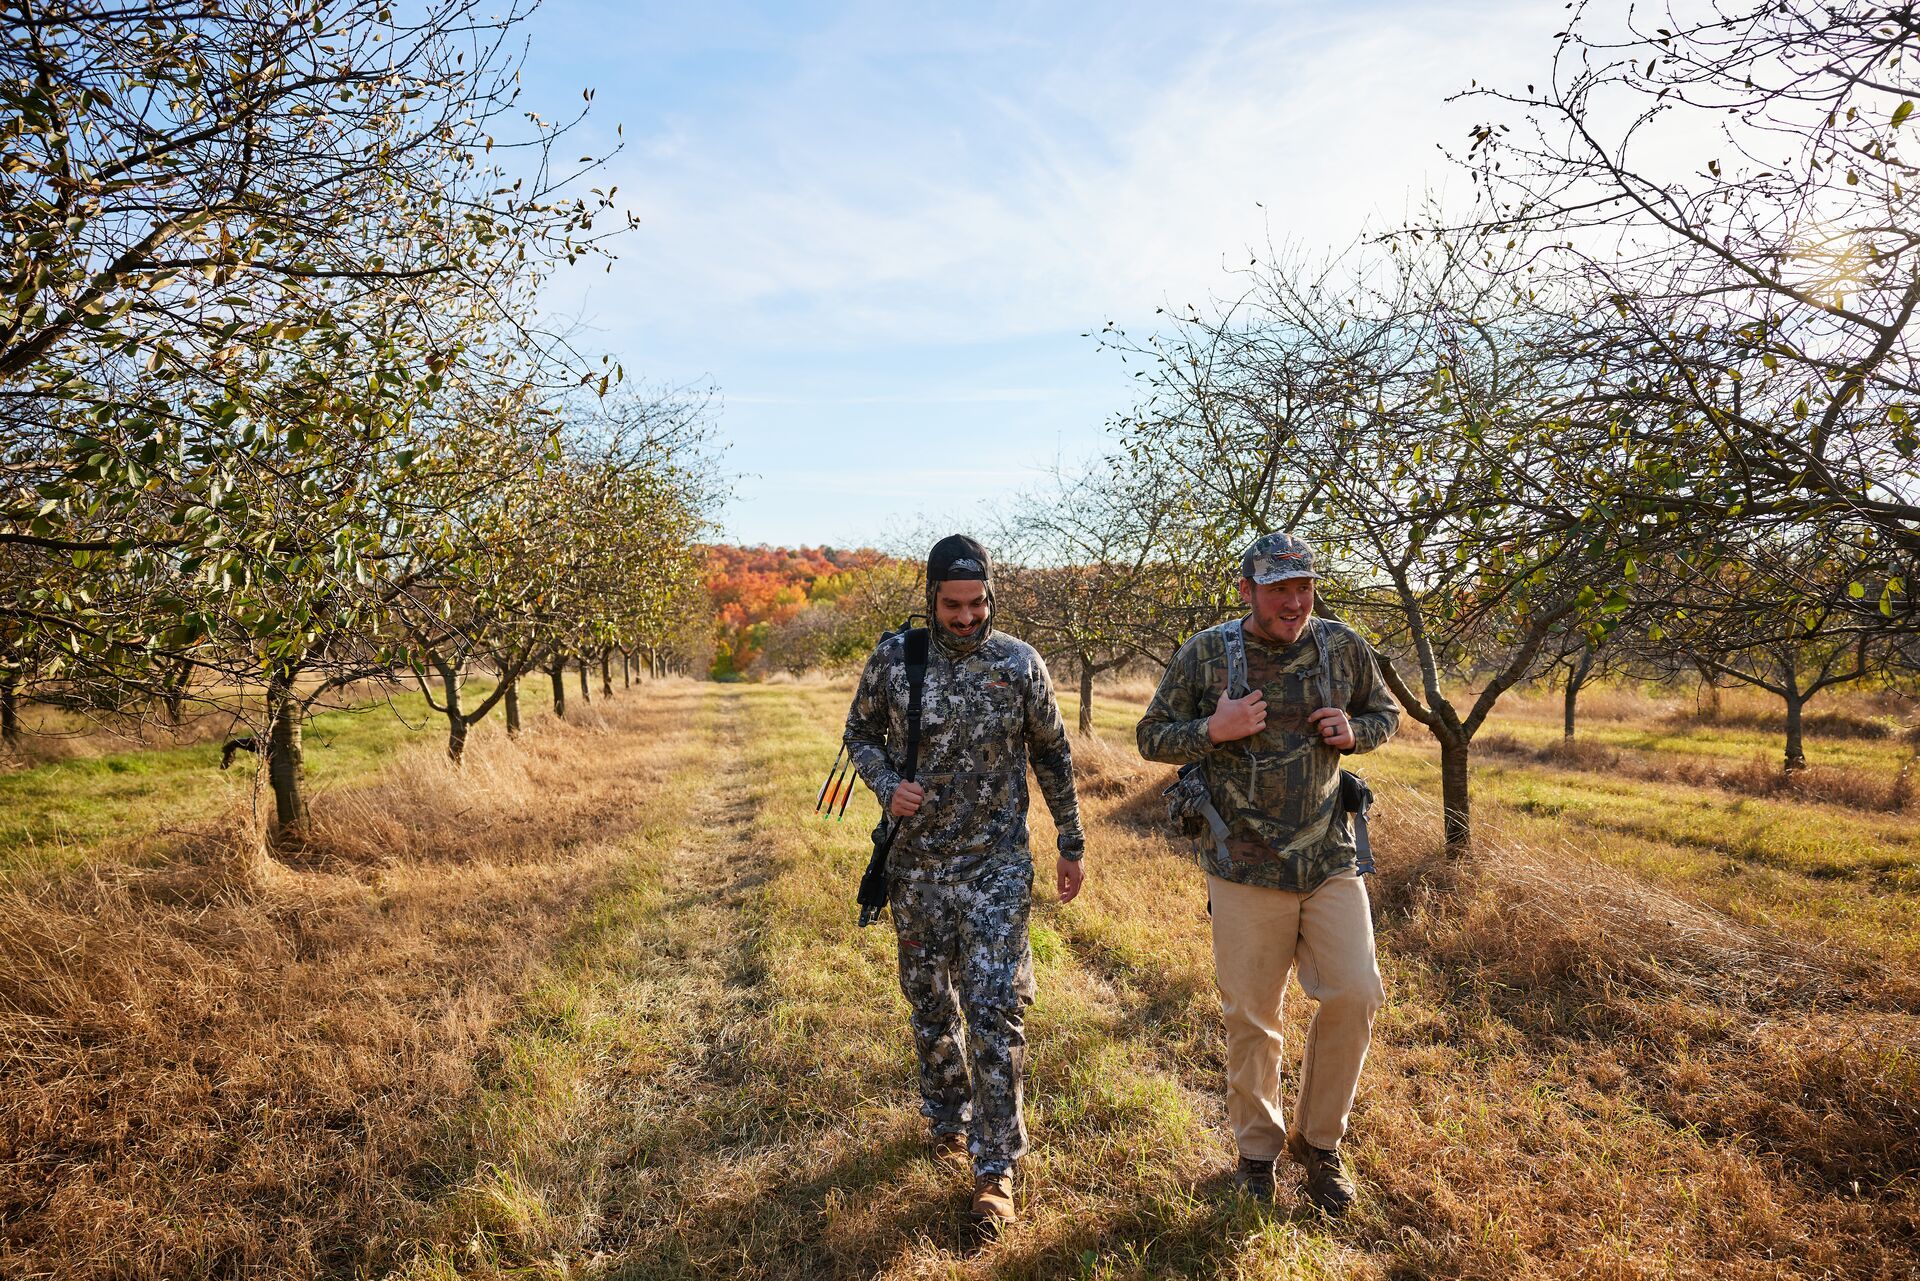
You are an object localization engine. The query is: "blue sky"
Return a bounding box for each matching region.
[516,0,1556,547]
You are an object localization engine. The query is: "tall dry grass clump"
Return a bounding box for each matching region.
[1357,783,1920,1272]
[0,686,710,1280]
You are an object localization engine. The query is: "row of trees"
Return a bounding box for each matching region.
[990,0,1919,852]
[0,1,719,862]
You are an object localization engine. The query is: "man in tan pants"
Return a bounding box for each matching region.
[1136,532,1399,1213]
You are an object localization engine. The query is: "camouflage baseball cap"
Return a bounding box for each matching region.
[1240,531,1318,584]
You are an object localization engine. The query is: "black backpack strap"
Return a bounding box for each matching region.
[856,626,930,926]
[900,627,929,783]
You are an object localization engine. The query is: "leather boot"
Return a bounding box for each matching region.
[969,1171,1016,1234]
[1288,1129,1357,1215]
[1231,1155,1276,1199]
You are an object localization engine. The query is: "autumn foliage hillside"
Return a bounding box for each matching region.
[705,545,914,678]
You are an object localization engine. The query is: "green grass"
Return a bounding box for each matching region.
[1360,739,1920,967]
[0,681,497,874]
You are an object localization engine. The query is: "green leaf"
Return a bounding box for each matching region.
[1895,100,1914,128]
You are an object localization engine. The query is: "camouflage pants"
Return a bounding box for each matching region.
[890,858,1036,1177]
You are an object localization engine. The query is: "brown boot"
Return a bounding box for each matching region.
[929,1131,968,1166]
[1287,1130,1357,1216]
[969,1171,1016,1234]
[1230,1154,1276,1199]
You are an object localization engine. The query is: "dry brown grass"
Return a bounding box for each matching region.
[0,684,714,1280]
[1476,729,1914,811]
[4,682,1917,1278]
[1668,704,1904,741]
[1308,785,1917,1278]
[1091,673,1163,706]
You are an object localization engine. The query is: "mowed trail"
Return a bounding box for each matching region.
[554,686,1001,1278]
[574,692,784,1265]
[542,684,1351,1281]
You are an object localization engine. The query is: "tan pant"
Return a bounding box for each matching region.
[1207,869,1385,1158]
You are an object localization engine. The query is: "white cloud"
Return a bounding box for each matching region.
[547,1,1560,355]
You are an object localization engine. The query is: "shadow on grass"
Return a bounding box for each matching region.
[597,1128,974,1279]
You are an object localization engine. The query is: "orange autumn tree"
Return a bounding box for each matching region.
[706,545,897,678]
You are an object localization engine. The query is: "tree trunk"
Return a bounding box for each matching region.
[1693,658,1721,718]
[1563,648,1595,741]
[1782,688,1807,771]
[436,656,467,763]
[1078,653,1095,737]
[1892,723,1920,812]
[162,658,189,726]
[504,675,521,738]
[577,656,591,704]
[550,660,567,719]
[601,651,613,698]
[1439,731,1471,854]
[265,667,310,846]
[1,674,17,747]
[622,649,632,689]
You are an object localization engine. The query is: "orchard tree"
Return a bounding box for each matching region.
[1458,0,1919,618]
[1647,527,1889,769]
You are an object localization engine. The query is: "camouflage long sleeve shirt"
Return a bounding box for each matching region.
[845,629,1084,885]
[1136,617,1399,892]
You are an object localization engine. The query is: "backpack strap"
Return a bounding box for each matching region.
[856,624,931,927]
[1309,616,1333,711]
[1314,618,1378,876]
[900,627,929,783]
[1223,617,1249,700]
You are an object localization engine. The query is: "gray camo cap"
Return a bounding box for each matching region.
[1240,531,1318,584]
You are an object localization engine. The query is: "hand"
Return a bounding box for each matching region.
[1056,856,1084,903]
[1307,707,1355,751]
[889,780,925,818]
[1207,688,1267,743]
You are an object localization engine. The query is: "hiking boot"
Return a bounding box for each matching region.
[1288,1130,1357,1216]
[929,1131,968,1166]
[1231,1155,1277,1199]
[969,1171,1016,1234]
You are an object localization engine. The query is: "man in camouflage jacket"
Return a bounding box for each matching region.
[1136,531,1398,1214]
[844,534,1086,1233]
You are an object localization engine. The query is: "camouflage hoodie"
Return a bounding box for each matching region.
[1136,616,1399,891]
[844,624,1085,885]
